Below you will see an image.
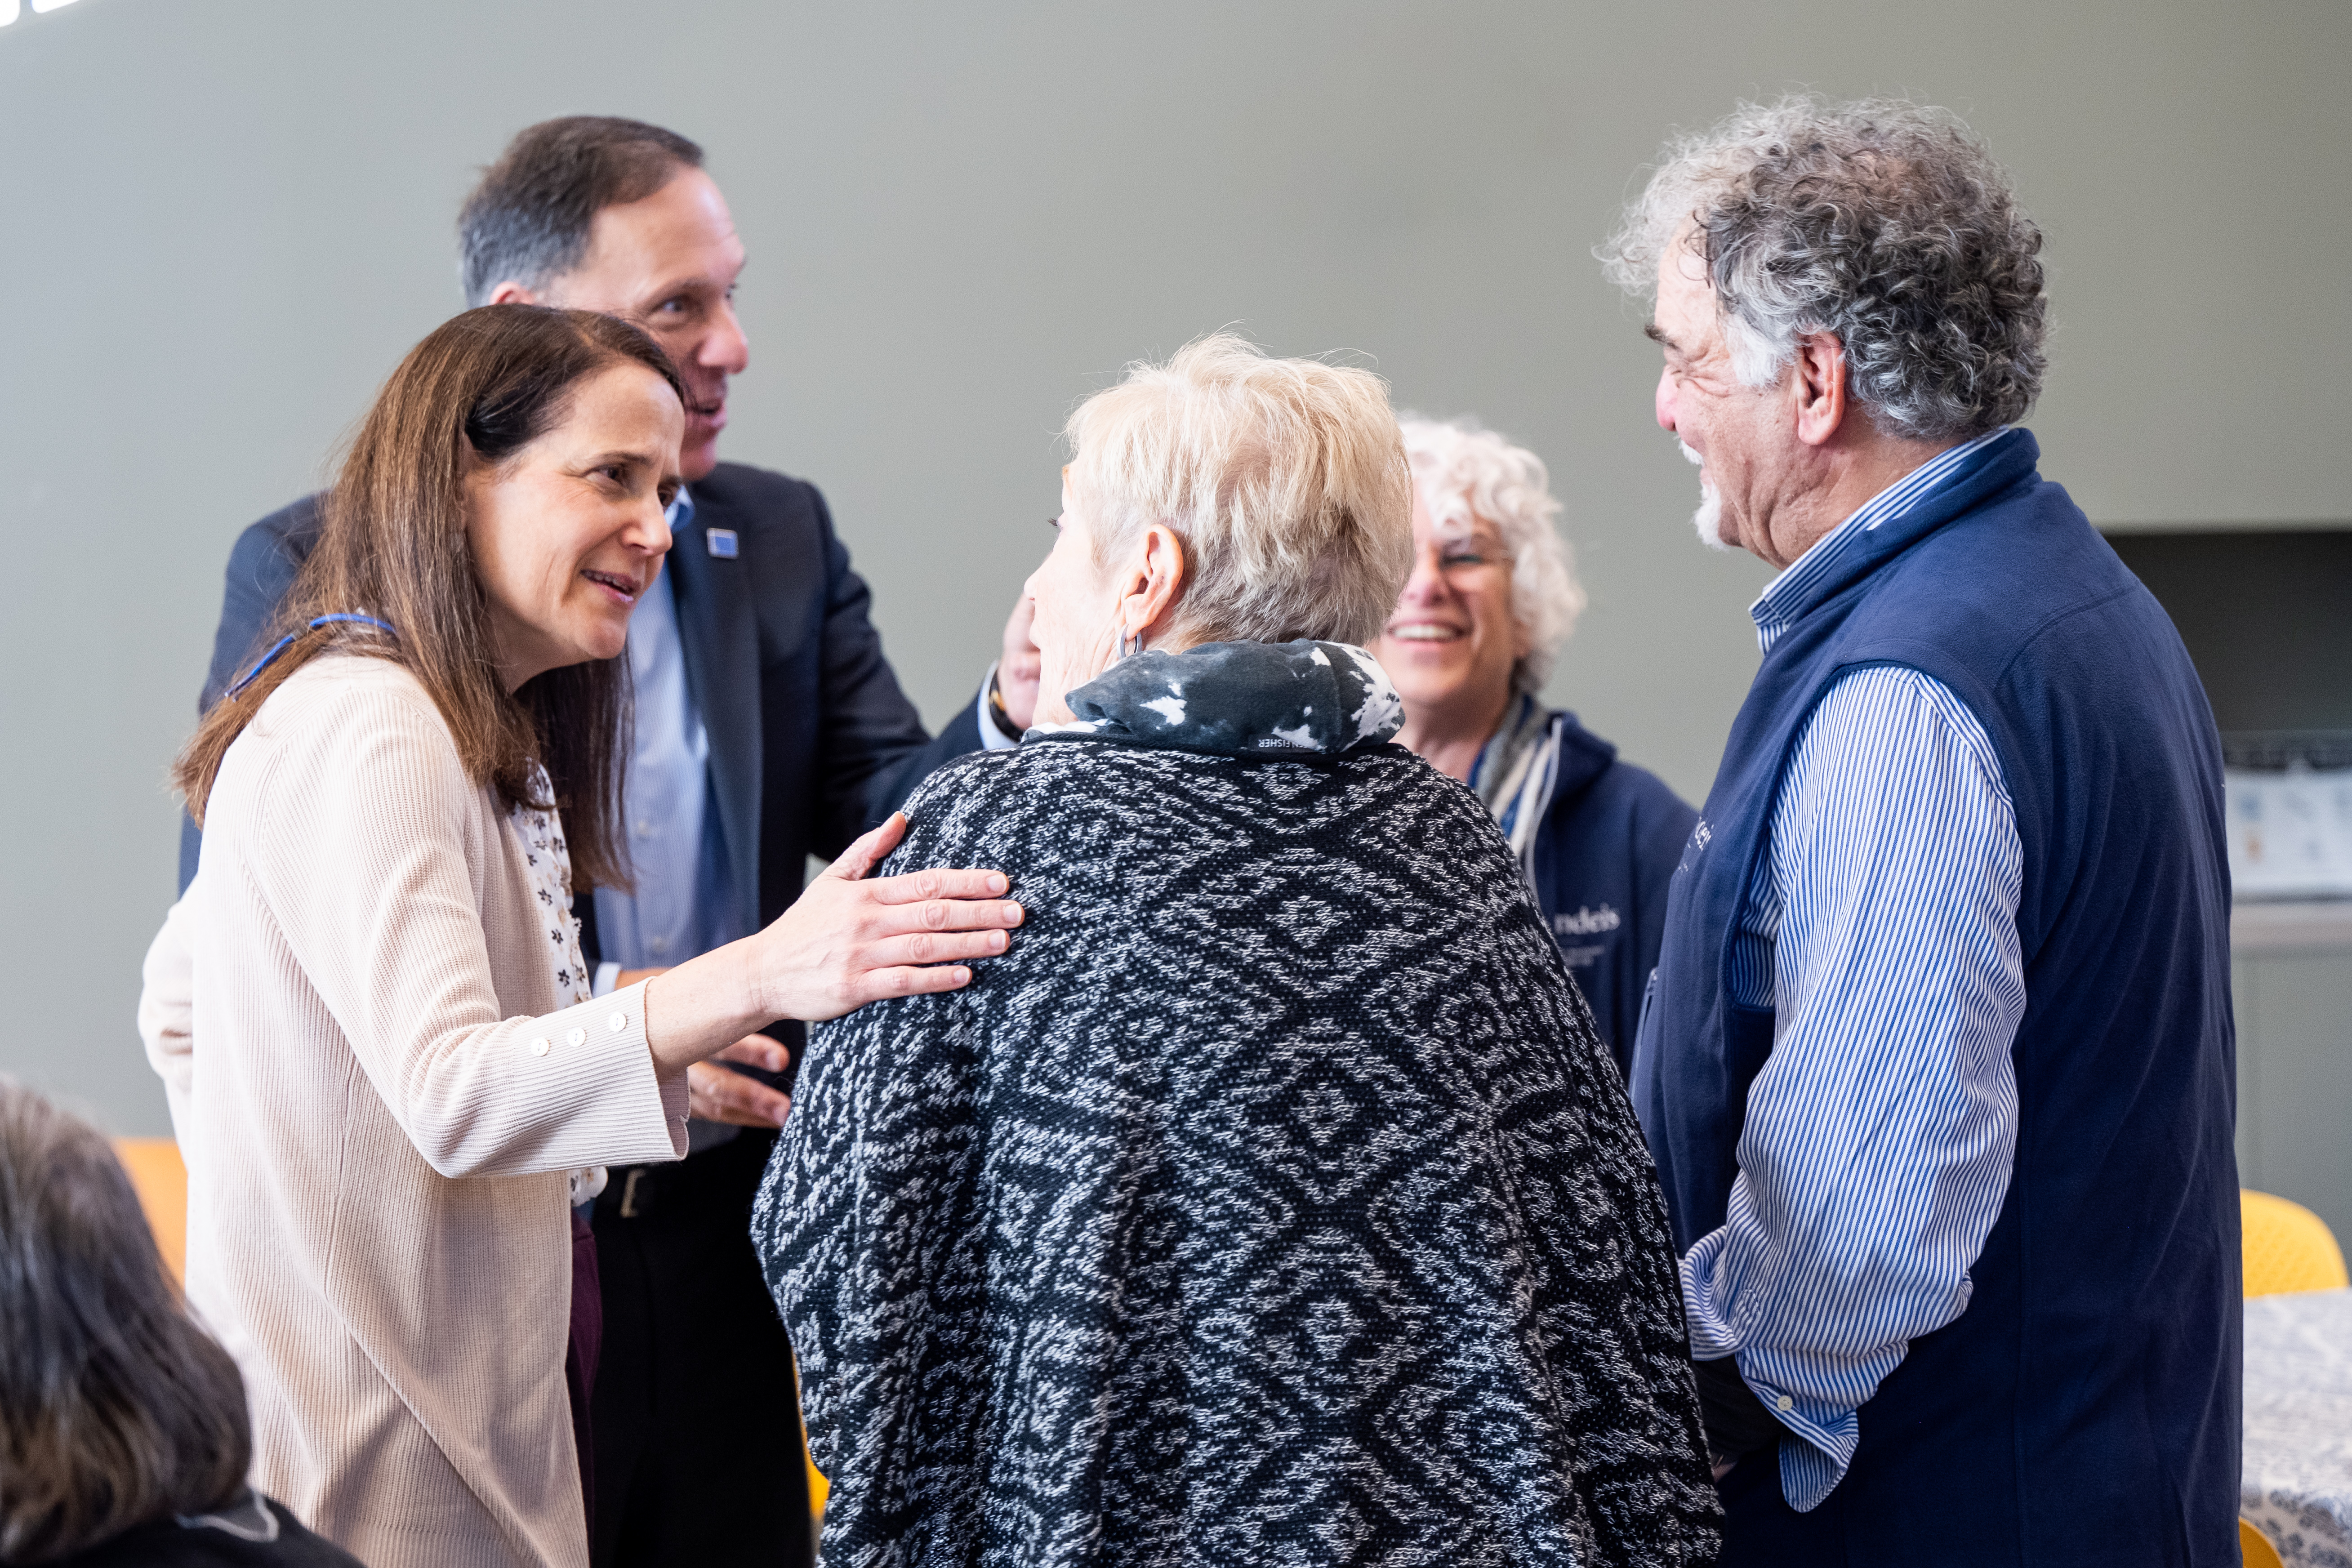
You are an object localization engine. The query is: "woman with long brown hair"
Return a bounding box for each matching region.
[136,305,1021,1568]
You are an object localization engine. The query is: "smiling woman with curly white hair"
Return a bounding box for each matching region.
[1373,417,1696,1070]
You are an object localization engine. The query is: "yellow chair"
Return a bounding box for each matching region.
[111,1137,188,1287]
[2240,1517,2285,1568]
[2242,1189,2349,1296]
[791,1355,830,1525]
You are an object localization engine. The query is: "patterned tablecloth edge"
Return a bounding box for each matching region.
[2244,1490,2352,1568]
[2243,1292,2352,1568]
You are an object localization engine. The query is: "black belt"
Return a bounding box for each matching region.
[597,1127,777,1222]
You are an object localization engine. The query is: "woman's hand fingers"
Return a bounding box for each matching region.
[820,814,1013,908]
[849,964,976,1007]
[823,813,908,883]
[861,929,1012,970]
[820,927,1009,1012]
[713,1033,792,1074]
[861,895,1025,942]
[865,865,1012,905]
[752,840,1022,1023]
[686,1057,792,1127]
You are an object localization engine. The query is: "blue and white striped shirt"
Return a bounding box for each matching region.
[1680,430,2028,1511]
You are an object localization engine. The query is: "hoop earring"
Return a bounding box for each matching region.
[1116,626,1142,660]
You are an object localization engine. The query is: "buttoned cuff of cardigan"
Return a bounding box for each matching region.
[1679,1232,1859,1513]
[516,981,688,1165]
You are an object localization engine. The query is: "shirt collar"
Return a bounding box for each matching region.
[1750,428,2011,651]
[667,486,695,532]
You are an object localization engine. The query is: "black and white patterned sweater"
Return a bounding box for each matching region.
[754,640,1719,1568]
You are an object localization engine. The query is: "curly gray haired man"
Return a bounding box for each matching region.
[1606,98,2239,1566]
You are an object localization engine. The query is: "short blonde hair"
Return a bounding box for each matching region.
[1064,334,1412,649]
[1399,418,1586,694]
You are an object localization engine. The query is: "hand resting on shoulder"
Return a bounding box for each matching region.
[642,811,1023,1080]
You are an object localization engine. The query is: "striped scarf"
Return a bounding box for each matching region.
[1467,691,1563,875]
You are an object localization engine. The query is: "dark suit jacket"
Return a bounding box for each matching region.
[181,462,983,1057]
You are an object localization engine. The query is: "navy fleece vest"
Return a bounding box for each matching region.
[1631,432,2241,1564]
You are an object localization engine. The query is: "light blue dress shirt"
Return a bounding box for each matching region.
[591,490,748,989]
[1678,429,2030,1511]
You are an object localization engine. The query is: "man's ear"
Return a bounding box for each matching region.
[483,281,540,307]
[1791,331,1849,448]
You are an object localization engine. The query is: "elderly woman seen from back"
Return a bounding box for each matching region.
[1372,420,1696,1073]
[755,336,1718,1568]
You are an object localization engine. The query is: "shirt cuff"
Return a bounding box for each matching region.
[1680,1232,1860,1513]
[592,961,622,997]
[975,661,1022,751]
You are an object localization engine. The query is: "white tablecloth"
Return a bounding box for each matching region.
[2245,1287,2352,1567]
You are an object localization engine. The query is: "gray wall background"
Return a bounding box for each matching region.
[3,0,2347,1136]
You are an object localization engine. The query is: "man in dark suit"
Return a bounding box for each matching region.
[182,117,1038,1568]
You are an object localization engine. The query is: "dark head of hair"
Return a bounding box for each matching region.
[173,305,686,892]
[0,1079,250,1562]
[458,117,705,307]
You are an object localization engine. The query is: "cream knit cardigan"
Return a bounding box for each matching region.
[138,656,690,1568]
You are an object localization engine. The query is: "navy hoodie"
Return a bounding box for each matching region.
[1523,713,1696,1081]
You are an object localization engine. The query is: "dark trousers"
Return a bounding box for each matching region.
[590,1130,813,1568]
[1714,1447,1839,1564]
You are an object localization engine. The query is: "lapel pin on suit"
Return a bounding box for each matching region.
[706,528,739,559]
